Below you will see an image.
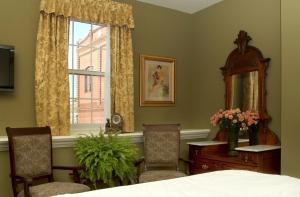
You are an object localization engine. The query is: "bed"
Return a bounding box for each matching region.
[54,170,300,197]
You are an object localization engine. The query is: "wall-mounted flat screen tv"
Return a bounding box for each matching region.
[0,45,14,91]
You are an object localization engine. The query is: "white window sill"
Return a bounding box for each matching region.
[0,129,210,152]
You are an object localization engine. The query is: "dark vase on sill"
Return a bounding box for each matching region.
[227,126,239,156]
[248,125,258,145]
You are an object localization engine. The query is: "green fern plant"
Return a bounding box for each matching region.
[74,132,137,189]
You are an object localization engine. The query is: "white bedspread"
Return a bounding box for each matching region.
[54,170,300,197]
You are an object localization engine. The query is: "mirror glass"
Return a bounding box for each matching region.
[230,71,259,111]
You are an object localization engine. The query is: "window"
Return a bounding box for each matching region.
[68,20,110,134]
[84,67,92,92]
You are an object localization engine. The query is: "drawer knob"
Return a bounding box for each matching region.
[201,164,208,170]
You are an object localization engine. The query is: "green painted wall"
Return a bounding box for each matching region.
[281,0,300,178]
[0,0,39,136]
[130,1,194,130]
[191,0,281,139]
[0,0,194,136]
[0,152,11,196]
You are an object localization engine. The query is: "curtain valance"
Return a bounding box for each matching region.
[40,0,134,28]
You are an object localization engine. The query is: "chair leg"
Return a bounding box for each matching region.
[11,179,18,197]
[72,169,81,183]
[24,179,31,197]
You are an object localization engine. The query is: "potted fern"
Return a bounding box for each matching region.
[74,132,137,189]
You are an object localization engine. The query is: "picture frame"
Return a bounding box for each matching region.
[140,54,176,106]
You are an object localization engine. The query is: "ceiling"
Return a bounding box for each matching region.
[136,0,224,14]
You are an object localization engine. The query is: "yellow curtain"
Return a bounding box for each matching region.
[35,13,70,136]
[111,26,135,132]
[35,0,135,135]
[40,0,134,28]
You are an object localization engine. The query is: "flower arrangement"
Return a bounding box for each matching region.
[210,108,260,154]
[244,111,260,128]
[244,111,260,145]
[210,108,260,131]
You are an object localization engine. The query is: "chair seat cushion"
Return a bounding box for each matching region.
[139,170,186,183]
[18,182,90,197]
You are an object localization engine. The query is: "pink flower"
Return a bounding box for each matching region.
[210,108,260,131]
[238,114,244,121]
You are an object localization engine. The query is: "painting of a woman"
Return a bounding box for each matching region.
[140,55,175,106]
[150,65,169,98]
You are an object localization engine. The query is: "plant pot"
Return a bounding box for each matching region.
[227,127,239,156]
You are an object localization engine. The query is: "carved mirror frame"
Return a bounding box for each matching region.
[214,31,280,145]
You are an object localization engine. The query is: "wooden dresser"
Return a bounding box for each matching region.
[188,141,281,175]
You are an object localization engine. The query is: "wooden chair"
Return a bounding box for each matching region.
[6,126,90,197]
[137,124,189,183]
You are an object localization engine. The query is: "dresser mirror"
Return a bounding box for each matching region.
[214,30,280,145]
[231,71,259,111]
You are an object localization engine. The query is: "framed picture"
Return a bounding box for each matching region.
[140,54,176,106]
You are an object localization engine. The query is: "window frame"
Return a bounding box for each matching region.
[68,20,111,134]
[84,66,93,93]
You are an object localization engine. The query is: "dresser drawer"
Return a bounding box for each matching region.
[188,144,280,175]
[190,158,258,174]
[191,159,224,174]
[238,152,259,165]
[222,162,258,171]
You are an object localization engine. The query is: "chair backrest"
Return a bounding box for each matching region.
[143,124,180,170]
[6,126,53,180]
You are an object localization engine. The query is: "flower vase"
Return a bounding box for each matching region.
[248,125,258,145]
[227,127,239,156]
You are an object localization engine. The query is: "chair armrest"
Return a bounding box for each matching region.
[52,165,83,183]
[52,165,83,171]
[134,157,145,167]
[134,157,145,181]
[13,175,33,197]
[23,177,33,197]
[179,158,192,165]
[179,158,192,175]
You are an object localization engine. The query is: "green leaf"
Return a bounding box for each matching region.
[74,133,138,188]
